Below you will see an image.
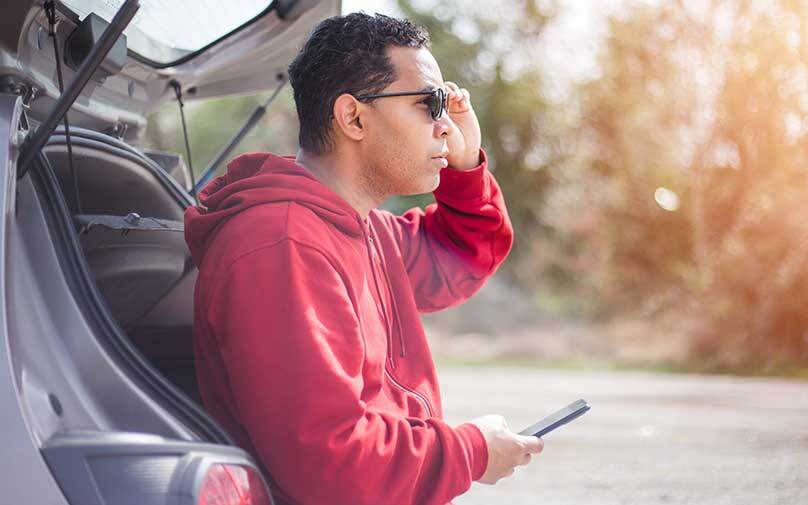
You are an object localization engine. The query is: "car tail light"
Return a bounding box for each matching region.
[199,463,273,505]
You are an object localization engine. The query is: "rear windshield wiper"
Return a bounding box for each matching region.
[17,0,141,179]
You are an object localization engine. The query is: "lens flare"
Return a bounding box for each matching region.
[654,187,679,211]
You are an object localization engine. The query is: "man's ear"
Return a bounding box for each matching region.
[332,93,366,142]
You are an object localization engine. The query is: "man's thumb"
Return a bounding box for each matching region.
[521,435,545,454]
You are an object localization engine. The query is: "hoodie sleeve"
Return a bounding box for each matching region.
[384,148,513,312]
[207,238,487,505]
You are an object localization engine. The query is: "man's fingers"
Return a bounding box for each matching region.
[444,82,457,100]
[444,81,469,108]
[521,435,545,454]
[444,80,460,94]
[517,453,532,466]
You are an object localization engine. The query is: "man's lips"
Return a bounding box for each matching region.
[432,155,449,168]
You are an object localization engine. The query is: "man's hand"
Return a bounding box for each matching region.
[471,414,544,485]
[444,81,482,171]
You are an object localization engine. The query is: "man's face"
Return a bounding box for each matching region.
[359,46,453,197]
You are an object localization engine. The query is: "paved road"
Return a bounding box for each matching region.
[438,366,808,505]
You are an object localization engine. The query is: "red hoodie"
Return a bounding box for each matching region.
[184,149,512,505]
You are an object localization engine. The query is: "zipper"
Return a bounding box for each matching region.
[384,368,434,418]
[361,219,396,368]
[361,218,429,417]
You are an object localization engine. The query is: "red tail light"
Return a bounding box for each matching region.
[199,463,273,505]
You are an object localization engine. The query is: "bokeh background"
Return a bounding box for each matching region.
[144,0,808,378]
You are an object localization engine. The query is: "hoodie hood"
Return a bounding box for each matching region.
[184,152,363,265]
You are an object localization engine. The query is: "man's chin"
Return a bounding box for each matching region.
[396,172,440,196]
[417,174,441,194]
[427,173,441,192]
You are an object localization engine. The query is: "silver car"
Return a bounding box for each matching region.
[1,1,338,503]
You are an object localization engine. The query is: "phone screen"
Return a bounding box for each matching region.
[518,399,590,438]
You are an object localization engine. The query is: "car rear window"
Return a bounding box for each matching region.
[61,0,274,66]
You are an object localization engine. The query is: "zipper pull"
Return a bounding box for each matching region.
[367,226,378,259]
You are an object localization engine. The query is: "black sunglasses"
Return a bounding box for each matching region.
[355,88,447,120]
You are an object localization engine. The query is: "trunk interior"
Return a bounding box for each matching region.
[43,130,203,406]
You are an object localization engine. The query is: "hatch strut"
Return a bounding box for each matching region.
[18,0,141,179]
[192,74,288,195]
[169,79,197,204]
[44,1,81,213]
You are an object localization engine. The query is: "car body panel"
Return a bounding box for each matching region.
[0,92,70,505]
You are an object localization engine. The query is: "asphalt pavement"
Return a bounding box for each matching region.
[439,366,808,505]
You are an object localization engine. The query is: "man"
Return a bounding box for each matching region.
[184,12,543,505]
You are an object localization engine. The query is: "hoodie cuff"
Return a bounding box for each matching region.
[454,422,489,482]
[434,148,491,203]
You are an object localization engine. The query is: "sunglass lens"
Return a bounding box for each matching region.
[428,88,443,120]
[429,89,445,120]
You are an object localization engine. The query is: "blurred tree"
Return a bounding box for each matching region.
[553,0,808,368]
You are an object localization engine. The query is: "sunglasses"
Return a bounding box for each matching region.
[355,88,448,120]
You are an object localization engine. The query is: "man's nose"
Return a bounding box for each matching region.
[434,114,453,138]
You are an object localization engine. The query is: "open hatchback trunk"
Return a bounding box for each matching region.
[0,1,339,503]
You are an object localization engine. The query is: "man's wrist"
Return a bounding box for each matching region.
[455,422,489,482]
[434,148,490,202]
[448,149,483,171]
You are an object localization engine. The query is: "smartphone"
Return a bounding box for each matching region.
[518,399,591,438]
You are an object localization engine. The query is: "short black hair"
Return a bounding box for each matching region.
[288,12,430,154]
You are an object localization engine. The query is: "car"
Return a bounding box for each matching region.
[0,0,339,503]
